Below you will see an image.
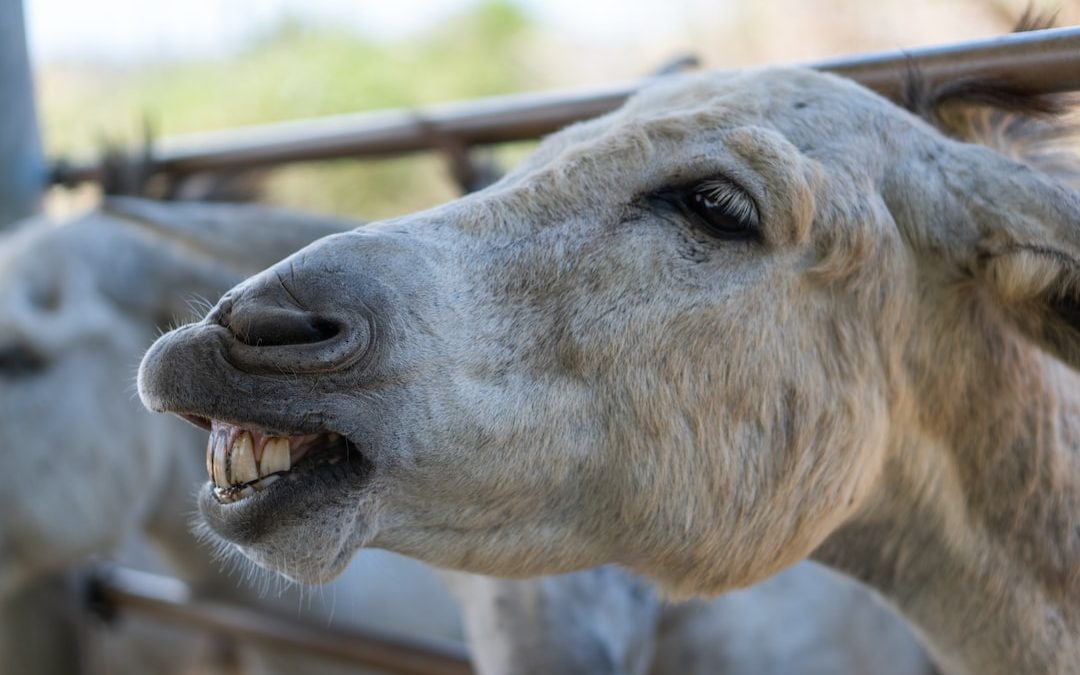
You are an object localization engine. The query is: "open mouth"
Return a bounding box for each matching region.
[188,417,365,504]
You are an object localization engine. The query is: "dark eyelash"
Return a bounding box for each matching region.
[648,175,761,241]
[691,178,760,228]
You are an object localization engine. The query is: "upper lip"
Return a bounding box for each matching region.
[141,321,340,436]
[182,414,212,431]
[179,411,330,439]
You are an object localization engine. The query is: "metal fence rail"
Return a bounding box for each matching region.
[51,26,1080,188]
[87,567,474,675]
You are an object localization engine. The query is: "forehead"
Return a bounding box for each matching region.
[477,67,930,253]
[621,67,889,121]
[519,67,921,189]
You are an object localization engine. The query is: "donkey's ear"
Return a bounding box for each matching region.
[979,239,1080,368]
[102,197,358,274]
[966,157,1080,369]
[899,71,1080,368]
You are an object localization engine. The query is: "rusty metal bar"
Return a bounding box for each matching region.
[815,24,1080,99]
[51,26,1080,186]
[87,566,474,675]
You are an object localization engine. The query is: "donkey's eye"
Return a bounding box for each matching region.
[653,177,760,241]
[682,178,760,240]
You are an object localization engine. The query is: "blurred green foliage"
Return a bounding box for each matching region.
[39,0,537,219]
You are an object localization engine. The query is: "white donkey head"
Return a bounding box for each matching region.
[139,67,1080,674]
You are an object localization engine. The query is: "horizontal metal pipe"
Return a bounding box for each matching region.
[87,567,474,675]
[51,26,1080,186]
[815,24,1080,99]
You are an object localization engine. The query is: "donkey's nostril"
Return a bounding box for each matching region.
[229,308,341,347]
[215,267,377,374]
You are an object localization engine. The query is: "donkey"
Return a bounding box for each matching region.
[139,65,1080,675]
[0,198,929,674]
[447,562,933,674]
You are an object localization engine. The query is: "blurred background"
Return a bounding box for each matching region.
[27,0,1080,220]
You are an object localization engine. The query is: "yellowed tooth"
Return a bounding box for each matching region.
[229,432,258,484]
[260,437,291,477]
[212,434,228,488]
[205,432,216,482]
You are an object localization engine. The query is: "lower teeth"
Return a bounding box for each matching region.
[214,474,280,503]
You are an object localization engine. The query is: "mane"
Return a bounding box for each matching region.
[899,9,1080,190]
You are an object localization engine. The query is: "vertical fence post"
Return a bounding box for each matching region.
[0,0,44,228]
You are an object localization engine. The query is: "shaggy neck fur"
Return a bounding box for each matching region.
[816,281,1080,675]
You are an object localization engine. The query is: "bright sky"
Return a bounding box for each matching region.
[25,0,706,63]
